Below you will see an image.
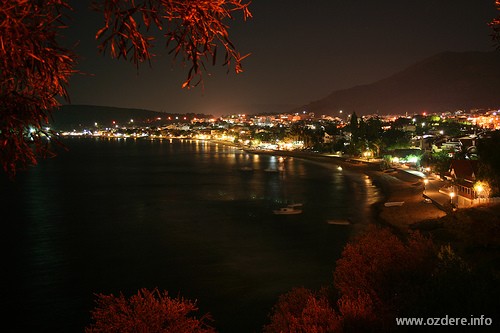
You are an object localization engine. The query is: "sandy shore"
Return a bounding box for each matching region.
[365,169,447,231]
[240,148,447,232]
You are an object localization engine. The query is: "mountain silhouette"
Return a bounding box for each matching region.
[299,51,500,116]
[50,105,163,130]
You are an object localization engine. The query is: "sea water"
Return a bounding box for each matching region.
[0,138,379,332]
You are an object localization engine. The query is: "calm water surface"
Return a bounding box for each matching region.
[0,138,379,332]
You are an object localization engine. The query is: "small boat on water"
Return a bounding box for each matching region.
[273,161,302,215]
[273,206,303,215]
[239,166,254,172]
[327,219,351,225]
[286,203,303,208]
[273,203,303,215]
[384,201,405,207]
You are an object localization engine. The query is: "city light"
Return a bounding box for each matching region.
[474,181,490,201]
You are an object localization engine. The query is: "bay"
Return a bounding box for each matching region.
[0,138,379,332]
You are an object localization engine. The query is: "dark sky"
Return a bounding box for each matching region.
[64,0,498,116]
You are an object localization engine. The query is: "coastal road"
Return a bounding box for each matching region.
[402,169,453,209]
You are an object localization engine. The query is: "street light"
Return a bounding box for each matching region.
[476,184,483,195]
[363,150,372,160]
[423,178,429,194]
[475,184,483,203]
[449,191,455,204]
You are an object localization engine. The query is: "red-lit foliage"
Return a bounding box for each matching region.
[93,0,252,88]
[265,225,499,331]
[333,226,436,326]
[263,287,313,333]
[85,288,215,333]
[1,1,250,178]
[490,0,500,48]
[263,228,438,332]
[263,287,341,333]
[296,296,341,333]
[0,0,75,178]
[337,292,378,332]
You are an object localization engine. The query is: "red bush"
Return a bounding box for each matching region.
[333,226,436,327]
[263,287,341,333]
[85,288,215,333]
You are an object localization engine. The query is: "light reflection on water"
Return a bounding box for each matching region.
[0,138,380,333]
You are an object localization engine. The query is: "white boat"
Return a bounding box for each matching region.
[286,203,303,208]
[272,162,302,215]
[273,206,302,215]
[384,201,405,207]
[327,219,351,225]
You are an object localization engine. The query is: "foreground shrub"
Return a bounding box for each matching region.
[85,288,215,333]
[334,226,436,321]
[337,292,378,332]
[263,287,341,333]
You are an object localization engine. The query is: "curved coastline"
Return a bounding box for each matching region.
[234,147,387,224]
[228,144,447,233]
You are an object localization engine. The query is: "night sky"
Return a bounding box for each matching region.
[64,0,498,116]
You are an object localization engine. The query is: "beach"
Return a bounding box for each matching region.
[242,148,447,232]
[221,143,499,260]
[366,168,447,231]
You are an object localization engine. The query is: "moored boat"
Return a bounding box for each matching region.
[384,201,405,207]
[286,203,303,209]
[273,205,302,215]
[327,219,351,225]
[239,166,254,172]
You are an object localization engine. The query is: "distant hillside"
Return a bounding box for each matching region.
[50,105,213,130]
[49,105,163,130]
[299,51,500,116]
